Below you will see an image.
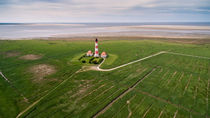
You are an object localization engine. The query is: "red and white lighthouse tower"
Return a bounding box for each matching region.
[94,38,99,57]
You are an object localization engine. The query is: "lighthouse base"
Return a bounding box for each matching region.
[94,54,99,57]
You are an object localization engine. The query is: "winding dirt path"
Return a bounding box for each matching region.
[97,51,166,71]
[94,51,210,72]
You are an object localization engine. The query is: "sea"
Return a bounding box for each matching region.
[0,22,210,39]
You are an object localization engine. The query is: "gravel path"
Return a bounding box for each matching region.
[96,51,210,72]
[97,51,166,71]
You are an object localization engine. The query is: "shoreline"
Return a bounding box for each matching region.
[1,24,210,40]
[1,34,210,41]
[1,36,210,45]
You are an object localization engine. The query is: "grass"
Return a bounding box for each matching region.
[100,54,118,68]
[0,39,210,118]
[99,54,210,117]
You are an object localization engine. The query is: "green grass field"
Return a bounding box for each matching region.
[0,39,209,118]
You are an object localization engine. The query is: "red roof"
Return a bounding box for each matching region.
[101,52,107,55]
[87,50,92,54]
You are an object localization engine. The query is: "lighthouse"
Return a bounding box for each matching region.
[94,38,99,57]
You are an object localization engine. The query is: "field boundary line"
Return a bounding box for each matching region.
[161,70,173,87]
[193,77,200,100]
[183,74,192,95]
[172,72,184,92]
[178,73,184,82]
[166,71,177,86]
[161,70,169,80]
[80,84,106,101]
[88,86,114,103]
[110,95,136,118]
[206,79,209,117]
[158,109,164,118]
[173,110,178,118]
[166,52,210,60]
[0,71,10,82]
[110,100,128,118]
[127,95,136,118]
[92,67,157,118]
[142,104,152,118]
[16,69,81,118]
[131,97,146,116]
[159,68,163,73]
[0,71,28,102]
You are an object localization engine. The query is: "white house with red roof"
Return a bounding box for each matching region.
[101,52,107,58]
[86,50,93,56]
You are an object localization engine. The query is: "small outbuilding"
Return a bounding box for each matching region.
[86,50,93,56]
[101,52,107,58]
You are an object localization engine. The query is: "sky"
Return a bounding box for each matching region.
[0,0,210,23]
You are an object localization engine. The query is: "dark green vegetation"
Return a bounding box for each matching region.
[0,39,210,118]
[79,55,104,64]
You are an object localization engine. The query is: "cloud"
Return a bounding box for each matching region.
[0,0,209,22]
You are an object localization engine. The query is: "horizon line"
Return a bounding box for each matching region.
[1,21,210,24]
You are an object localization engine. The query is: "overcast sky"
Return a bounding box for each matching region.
[0,0,210,23]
